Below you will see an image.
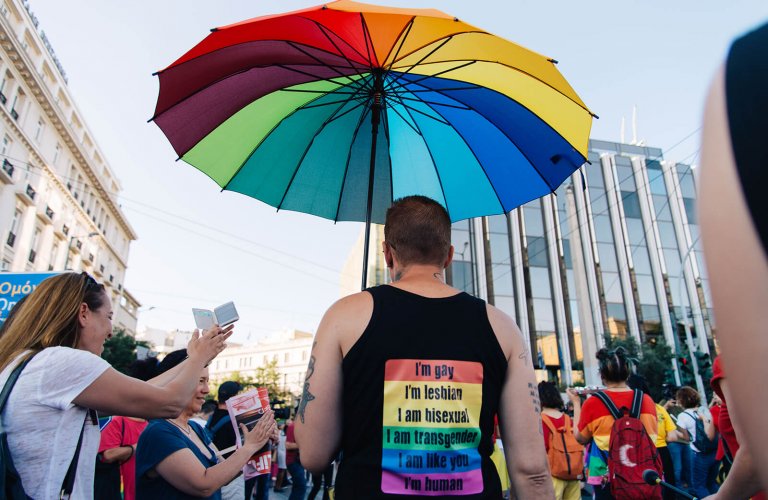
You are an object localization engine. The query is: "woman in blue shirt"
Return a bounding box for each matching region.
[137,349,277,499]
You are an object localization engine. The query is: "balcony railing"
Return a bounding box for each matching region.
[10,109,18,121]
[6,232,15,248]
[2,159,14,177]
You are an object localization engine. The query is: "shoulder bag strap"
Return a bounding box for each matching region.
[630,389,643,419]
[592,391,622,420]
[0,353,36,416]
[541,414,558,434]
[60,409,96,498]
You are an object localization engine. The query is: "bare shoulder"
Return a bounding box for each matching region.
[485,303,524,361]
[318,291,374,355]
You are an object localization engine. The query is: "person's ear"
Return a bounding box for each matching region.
[383,241,394,268]
[78,302,89,328]
[444,245,454,268]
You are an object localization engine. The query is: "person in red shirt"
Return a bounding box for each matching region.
[539,381,581,500]
[285,418,307,500]
[706,355,766,499]
[97,357,157,500]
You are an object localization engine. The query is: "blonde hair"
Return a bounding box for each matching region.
[0,272,106,371]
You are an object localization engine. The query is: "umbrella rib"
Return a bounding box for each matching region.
[385,36,455,89]
[308,18,375,85]
[359,13,377,70]
[416,95,506,212]
[333,101,373,223]
[386,102,421,135]
[387,30,485,68]
[395,94,471,110]
[391,57,595,117]
[151,39,371,121]
[383,17,415,73]
[279,88,361,94]
[221,82,358,191]
[389,94,452,216]
[287,41,365,87]
[399,79,559,191]
[325,99,368,125]
[396,85,480,93]
[386,61,476,93]
[275,64,368,93]
[276,95,363,212]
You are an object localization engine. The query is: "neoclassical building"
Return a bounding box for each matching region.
[0,0,139,333]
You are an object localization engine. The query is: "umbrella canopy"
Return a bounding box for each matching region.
[152,0,594,287]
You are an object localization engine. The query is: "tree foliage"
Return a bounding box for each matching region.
[102,328,150,375]
[212,360,293,406]
[603,334,674,402]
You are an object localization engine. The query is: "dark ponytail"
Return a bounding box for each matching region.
[597,346,631,383]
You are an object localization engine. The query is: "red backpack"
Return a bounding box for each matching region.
[592,390,663,500]
[542,414,584,480]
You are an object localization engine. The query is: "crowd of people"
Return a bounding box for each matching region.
[0,20,765,500]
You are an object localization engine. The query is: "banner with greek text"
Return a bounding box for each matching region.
[0,272,59,321]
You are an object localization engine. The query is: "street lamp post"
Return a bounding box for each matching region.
[678,243,707,402]
[65,231,98,270]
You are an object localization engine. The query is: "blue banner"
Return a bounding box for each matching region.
[0,272,60,321]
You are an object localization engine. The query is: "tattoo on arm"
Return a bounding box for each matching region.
[517,329,531,366]
[297,342,318,424]
[529,382,543,435]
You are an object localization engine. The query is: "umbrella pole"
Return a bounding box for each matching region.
[361,78,383,291]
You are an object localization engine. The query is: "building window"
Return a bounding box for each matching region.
[1,134,11,157]
[29,226,41,263]
[7,207,21,248]
[52,142,61,165]
[34,117,45,142]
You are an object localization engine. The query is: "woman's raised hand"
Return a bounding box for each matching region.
[187,324,235,364]
[240,409,277,452]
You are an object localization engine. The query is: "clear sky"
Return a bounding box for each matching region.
[28,0,768,343]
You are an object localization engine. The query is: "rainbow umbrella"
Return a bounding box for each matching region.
[152,0,595,289]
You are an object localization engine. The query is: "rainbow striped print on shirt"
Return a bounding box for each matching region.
[381,359,484,496]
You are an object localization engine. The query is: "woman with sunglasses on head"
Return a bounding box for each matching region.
[0,272,232,500]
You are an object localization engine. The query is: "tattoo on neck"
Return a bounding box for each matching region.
[392,270,403,282]
[432,272,443,282]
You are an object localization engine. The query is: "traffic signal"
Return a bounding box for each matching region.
[677,355,695,386]
[694,351,712,371]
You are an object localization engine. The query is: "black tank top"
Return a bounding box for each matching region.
[725,21,768,258]
[335,285,508,499]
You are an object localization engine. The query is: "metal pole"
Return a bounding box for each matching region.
[679,244,706,402]
[361,72,383,291]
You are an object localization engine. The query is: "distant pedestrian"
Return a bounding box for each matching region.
[675,386,719,498]
[626,374,685,500]
[539,381,582,500]
[569,347,659,500]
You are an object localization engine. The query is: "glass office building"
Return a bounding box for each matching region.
[448,139,713,385]
[361,139,714,386]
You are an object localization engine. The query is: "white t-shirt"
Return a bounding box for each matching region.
[0,347,110,499]
[677,407,711,453]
